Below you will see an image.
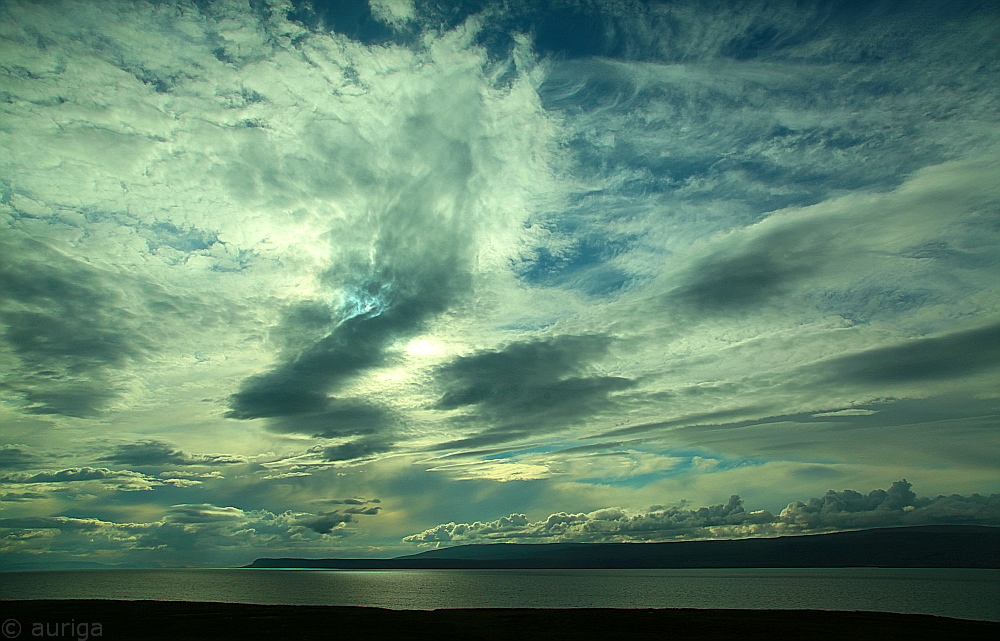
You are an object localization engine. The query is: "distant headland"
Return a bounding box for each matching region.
[247,525,999,570]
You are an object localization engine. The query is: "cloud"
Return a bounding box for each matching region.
[779,482,1000,530]
[0,444,37,470]
[163,504,247,524]
[0,235,148,416]
[815,321,1000,386]
[670,234,823,314]
[0,491,47,502]
[103,440,247,467]
[661,155,1000,319]
[0,467,127,483]
[296,511,355,534]
[304,497,383,517]
[369,0,417,29]
[313,497,381,505]
[307,497,382,516]
[656,394,1000,474]
[323,436,394,462]
[431,334,635,449]
[343,505,382,515]
[200,4,559,461]
[404,481,1000,545]
[435,334,619,411]
[263,401,394,440]
[157,470,224,486]
[0,466,162,492]
[0,516,114,531]
[404,513,530,544]
[0,500,384,562]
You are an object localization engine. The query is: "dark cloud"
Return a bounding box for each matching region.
[295,499,383,534]
[817,321,1000,386]
[226,386,327,420]
[263,401,392,439]
[0,444,37,470]
[0,235,145,416]
[103,440,246,467]
[441,374,635,416]
[314,497,381,506]
[296,511,355,534]
[779,479,918,528]
[343,505,381,515]
[668,218,829,315]
[229,368,398,461]
[671,243,821,313]
[323,436,394,462]
[431,335,634,449]
[405,481,1000,545]
[104,442,189,467]
[0,492,47,502]
[789,465,846,480]
[435,334,620,410]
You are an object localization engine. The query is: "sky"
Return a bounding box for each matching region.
[1,0,998,568]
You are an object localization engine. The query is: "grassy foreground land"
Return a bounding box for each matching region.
[2,600,997,640]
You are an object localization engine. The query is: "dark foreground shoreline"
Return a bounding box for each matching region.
[2,600,997,640]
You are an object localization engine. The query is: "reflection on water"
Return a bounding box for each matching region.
[1,568,997,622]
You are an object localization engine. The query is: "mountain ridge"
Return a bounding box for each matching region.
[247,524,1000,569]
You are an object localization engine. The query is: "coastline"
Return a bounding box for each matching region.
[246,525,1000,570]
[2,600,997,640]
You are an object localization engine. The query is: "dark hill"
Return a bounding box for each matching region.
[247,524,999,569]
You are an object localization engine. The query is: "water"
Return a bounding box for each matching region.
[1,568,997,622]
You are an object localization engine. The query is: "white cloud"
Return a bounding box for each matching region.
[369,0,416,28]
[404,481,1000,546]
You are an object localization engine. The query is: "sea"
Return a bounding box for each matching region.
[1,568,997,622]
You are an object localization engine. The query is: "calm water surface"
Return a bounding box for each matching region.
[1,568,997,622]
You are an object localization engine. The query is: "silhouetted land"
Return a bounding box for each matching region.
[2,600,998,640]
[248,525,1000,569]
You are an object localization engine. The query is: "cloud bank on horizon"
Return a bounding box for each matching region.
[404,480,1000,546]
[1,0,999,565]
